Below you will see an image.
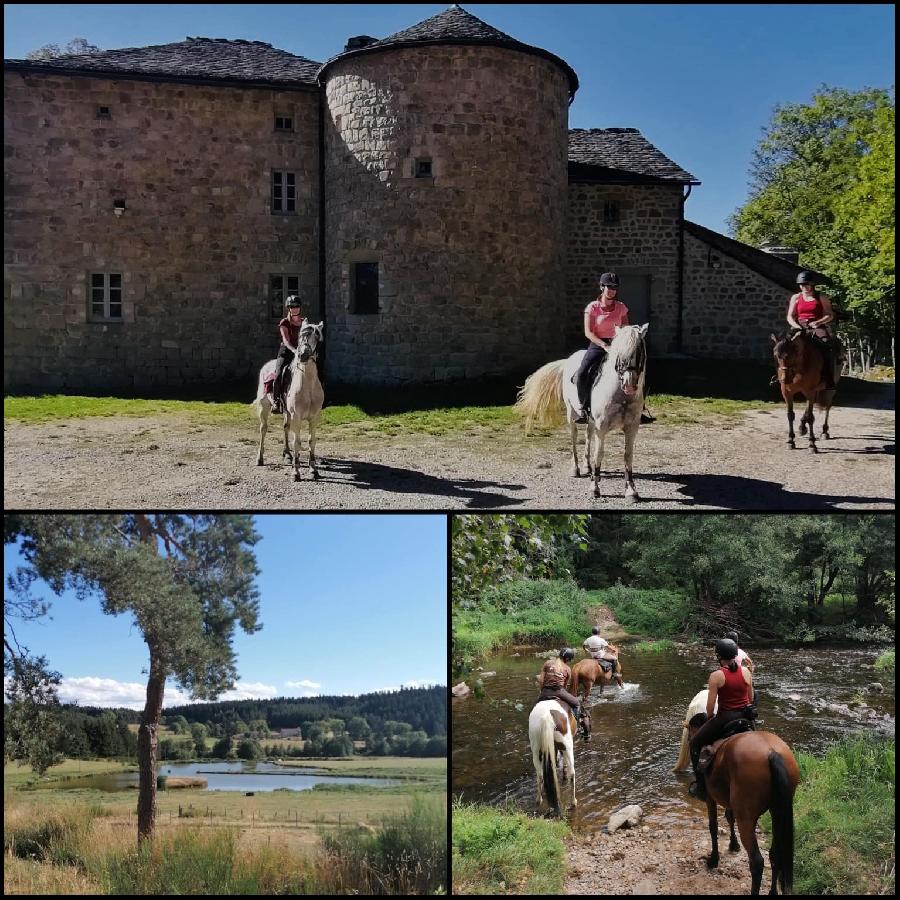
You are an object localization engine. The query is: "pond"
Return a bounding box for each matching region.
[30,760,401,793]
[451,643,894,832]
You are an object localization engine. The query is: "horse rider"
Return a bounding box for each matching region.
[688,638,754,801]
[537,648,587,736]
[786,272,837,389]
[573,272,654,425]
[583,626,624,688]
[724,630,754,674]
[272,295,304,413]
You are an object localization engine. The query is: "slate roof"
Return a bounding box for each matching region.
[4,38,321,90]
[568,128,699,185]
[684,220,832,290]
[318,4,579,97]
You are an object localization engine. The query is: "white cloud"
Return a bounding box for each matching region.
[284,679,322,697]
[55,676,187,709]
[218,681,279,701]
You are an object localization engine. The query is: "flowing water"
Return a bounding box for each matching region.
[452,643,894,832]
[29,760,400,793]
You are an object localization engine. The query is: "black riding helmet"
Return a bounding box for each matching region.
[796,271,816,285]
[285,294,302,308]
[724,630,739,644]
[715,638,739,660]
[559,647,576,662]
[598,272,620,287]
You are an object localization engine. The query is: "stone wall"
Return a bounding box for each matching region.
[683,229,791,361]
[4,72,320,392]
[565,183,682,355]
[322,45,570,384]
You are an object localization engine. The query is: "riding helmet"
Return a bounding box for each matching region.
[795,271,816,285]
[559,647,576,662]
[715,638,739,660]
[591,626,600,636]
[724,630,739,644]
[598,272,620,287]
[285,294,302,308]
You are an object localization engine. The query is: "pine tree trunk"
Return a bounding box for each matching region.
[137,652,166,844]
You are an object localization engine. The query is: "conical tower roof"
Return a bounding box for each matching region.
[319,5,578,98]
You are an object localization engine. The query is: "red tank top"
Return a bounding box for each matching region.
[718,664,750,711]
[794,292,823,323]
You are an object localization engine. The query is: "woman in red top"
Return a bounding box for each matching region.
[688,638,754,800]
[273,295,304,412]
[786,271,837,389]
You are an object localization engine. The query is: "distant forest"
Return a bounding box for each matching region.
[19,686,447,763]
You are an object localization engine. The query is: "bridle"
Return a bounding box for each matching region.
[294,324,321,364]
[613,330,647,388]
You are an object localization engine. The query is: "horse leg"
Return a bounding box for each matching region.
[820,398,832,439]
[584,419,593,475]
[569,421,580,477]
[256,398,269,466]
[804,398,818,453]
[293,425,302,481]
[736,813,765,895]
[282,413,293,462]
[308,417,320,480]
[725,808,740,852]
[785,395,796,449]
[566,740,576,809]
[705,797,720,869]
[591,430,606,499]
[624,423,639,502]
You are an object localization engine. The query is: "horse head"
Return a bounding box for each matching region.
[610,323,649,396]
[295,320,324,363]
[771,331,804,384]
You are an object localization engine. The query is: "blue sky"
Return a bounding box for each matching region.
[3,515,448,708]
[3,4,894,234]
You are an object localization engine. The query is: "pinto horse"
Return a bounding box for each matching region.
[569,648,624,704]
[687,716,800,895]
[673,689,717,772]
[771,329,842,453]
[528,699,576,815]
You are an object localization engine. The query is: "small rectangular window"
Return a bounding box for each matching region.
[96,105,111,119]
[352,262,379,315]
[602,200,621,225]
[274,115,294,131]
[269,273,302,319]
[88,273,124,321]
[271,170,297,214]
[415,158,433,178]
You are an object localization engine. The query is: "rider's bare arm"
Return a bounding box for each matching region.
[706,671,723,718]
[786,296,801,330]
[744,668,754,704]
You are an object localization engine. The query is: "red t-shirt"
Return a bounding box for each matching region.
[718,664,750,711]
[584,299,629,340]
[279,316,301,347]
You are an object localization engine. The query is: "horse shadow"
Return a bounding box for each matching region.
[292,456,527,508]
[639,472,894,510]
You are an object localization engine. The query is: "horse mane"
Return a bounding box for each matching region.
[599,326,644,384]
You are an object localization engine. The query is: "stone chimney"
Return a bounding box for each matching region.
[344,35,378,51]
[759,242,800,266]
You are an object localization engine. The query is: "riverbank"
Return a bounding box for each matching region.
[451,735,894,895]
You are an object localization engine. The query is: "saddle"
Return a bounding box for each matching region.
[697,715,756,776]
[597,658,614,673]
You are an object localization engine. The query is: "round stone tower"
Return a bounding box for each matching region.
[318,5,578,384]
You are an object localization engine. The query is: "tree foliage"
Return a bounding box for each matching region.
[452,515,589,609]
[26,38,101,60]
[730,86,895,337]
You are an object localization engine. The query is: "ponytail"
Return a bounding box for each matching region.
[728,660,738,672]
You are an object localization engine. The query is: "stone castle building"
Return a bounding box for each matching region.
[4,5,823,392]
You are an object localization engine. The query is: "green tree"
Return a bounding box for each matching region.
[730,85,895,343]
[237,738,263,760]
[346,715,371,742]
[8,514,261,844]
[190,722,208,758]
[211,736,232,759]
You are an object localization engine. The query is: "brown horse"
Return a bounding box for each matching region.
[771,330,842,452]
[569,649,624,703]
[687,719,800,895]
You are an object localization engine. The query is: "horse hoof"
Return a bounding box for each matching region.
[293,473,301,482]
[706,854,720,870]
[809,445,818,454]
[570,467,580,478]
[729,840,741,853]
[625,492,639,504]
[787,442,795,449]
[256,459,263,467]
[311,470,320,481]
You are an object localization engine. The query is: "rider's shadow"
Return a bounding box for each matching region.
[301,456,528,508]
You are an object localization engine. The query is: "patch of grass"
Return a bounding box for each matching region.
[629,639,675,653]
[759,734,895,896]
[646,394,769,425]
[452,800,569,894]
[874,649,895,672]
[590,585,690,639]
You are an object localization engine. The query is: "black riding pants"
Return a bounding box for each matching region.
[273,344,294,399]
[538,686,581,717]
[575,344,607,411]
[688,708,748,771]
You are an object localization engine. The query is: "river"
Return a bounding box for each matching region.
[451,643,894,832]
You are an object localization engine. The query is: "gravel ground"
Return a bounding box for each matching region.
[4,396,894,510]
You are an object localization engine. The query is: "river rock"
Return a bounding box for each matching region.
[803,666,813,673]
[481,671,497,677]
[535,650,558,659]
[608,804,643,833]
[511,652,520,657]
[451,682,470,698]
[787,693,803,702]
[867,682,884,693]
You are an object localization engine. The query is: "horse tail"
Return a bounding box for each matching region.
[514,360,566,432]
[673,724,691,772]
[539,712,561,813]
[768,750,794,895]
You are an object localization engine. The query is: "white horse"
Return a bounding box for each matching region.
[515,324,649,501]
[673,688,718,772]
[253,320,324,480]
[528,699,576,815]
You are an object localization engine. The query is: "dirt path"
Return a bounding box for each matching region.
[566,816,772,895]
[4,400,893,509]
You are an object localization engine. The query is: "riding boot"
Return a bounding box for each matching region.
[575,370,592,423]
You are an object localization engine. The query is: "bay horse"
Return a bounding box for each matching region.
[569,647,624,704]
[254,320,324,479]
[771,329,842,452]
[515,324,649,501]
[528,699,576,816]
[687,716,800,895]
